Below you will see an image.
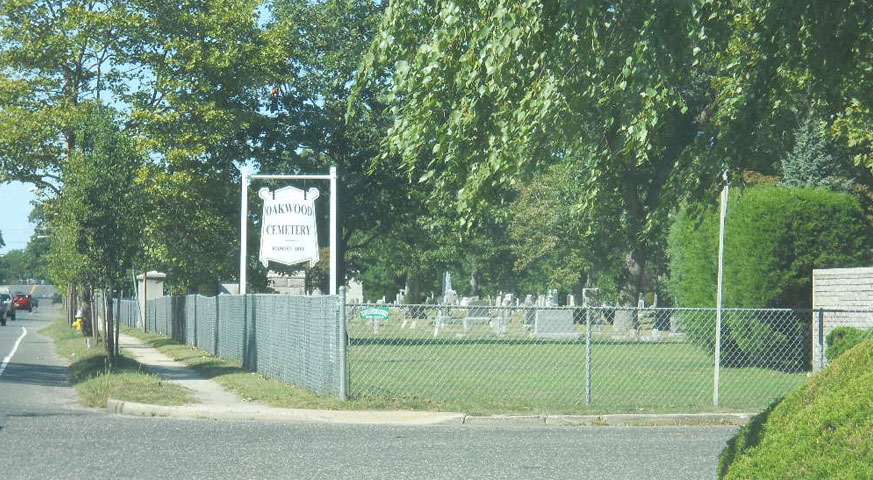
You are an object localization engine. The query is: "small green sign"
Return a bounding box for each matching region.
[359,307,390,320]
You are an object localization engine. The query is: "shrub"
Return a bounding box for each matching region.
[719,339,873,479]
[825,326,873,361]
[668,186,873,368]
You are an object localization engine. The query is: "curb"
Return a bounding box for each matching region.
[463,412,751,427]
[106,399,466,426]
[107,399,750,427]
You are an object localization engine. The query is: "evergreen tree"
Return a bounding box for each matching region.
[781,117,841,189]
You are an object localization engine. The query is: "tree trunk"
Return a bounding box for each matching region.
[626,249,647,306]
[89,285,98,343]
[68,284,77,326]
[405,272,422,303]
[114,290,121,359]
[105,287,115,369]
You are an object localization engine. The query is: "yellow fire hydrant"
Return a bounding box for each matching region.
[73,307,91,343]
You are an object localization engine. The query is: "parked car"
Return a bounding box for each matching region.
[12,292,32,312]
[0,291,14,325]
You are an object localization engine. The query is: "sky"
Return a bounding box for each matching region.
[0,181,37,254]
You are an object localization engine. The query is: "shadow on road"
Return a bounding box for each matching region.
[0,363,69,387]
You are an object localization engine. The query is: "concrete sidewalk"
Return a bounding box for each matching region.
[114,332,752,427]
[116,332,463,425]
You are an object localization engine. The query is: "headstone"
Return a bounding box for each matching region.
[346,278,364,303]
[537,294,546,307]
[524,294,534,306]
[546,289,559,307]
[613,309,636,331]
[443,290,457,305]
[442,272,457,305]
[566,294,576,307]
[670,315,682,333]
[535,309,577,338]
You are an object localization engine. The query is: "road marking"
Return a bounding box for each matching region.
[0,327,28,378]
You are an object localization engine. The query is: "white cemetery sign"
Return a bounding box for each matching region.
[258,186,320,267]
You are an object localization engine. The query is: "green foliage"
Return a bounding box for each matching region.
[0,0,135,191]
[715,1,873,173]
[670,186,873,308]
[668,186,873,367]
[719,339,873,479]
[717,399,779,478]
[0,241,46,283]
[46,105,145,290]
[781,117,844,189]
[825,327,873,362]
[357,0,728,304]
[508,162,625,300]
[0,250,30,283]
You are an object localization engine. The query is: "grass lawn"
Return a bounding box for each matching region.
[348,322,809,414]
[41,318,195,408]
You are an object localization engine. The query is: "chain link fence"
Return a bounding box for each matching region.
[116,293,873,414]
[116,294,345,399]
[345,304,821,414]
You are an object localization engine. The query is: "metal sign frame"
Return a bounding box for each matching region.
[239,166,338,295]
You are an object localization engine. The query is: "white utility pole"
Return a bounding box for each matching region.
[329,165,338,297]
[714,170,729,406]
[239,167,249,295]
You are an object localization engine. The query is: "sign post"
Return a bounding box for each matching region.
[239,166,338,295]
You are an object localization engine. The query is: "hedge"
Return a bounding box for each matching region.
[825,327,873,362]
[718,339,873,479]
[668,186,873,369]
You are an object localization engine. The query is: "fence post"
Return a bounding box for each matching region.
[817,309,824,371]
[338,287,349,401]
[585,306,592,404]
[215,295,220,355]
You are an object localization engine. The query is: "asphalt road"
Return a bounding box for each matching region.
[0,305,737,480]
[0,304,82,419]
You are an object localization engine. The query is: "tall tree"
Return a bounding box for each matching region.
[0,0,131,191]
[359,0,727,302]
[1,0,277,293]
[265,0,431,291]
[120,0,276,293]
[47,105,145,366]
[714,0,873,173]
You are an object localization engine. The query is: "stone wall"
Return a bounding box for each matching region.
[812,267,873,370]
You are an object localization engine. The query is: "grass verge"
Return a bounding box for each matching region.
[718,339,873,479]
[41,318,196,408]
[122,326,442,411]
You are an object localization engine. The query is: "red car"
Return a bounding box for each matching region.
[12,292,32,312]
